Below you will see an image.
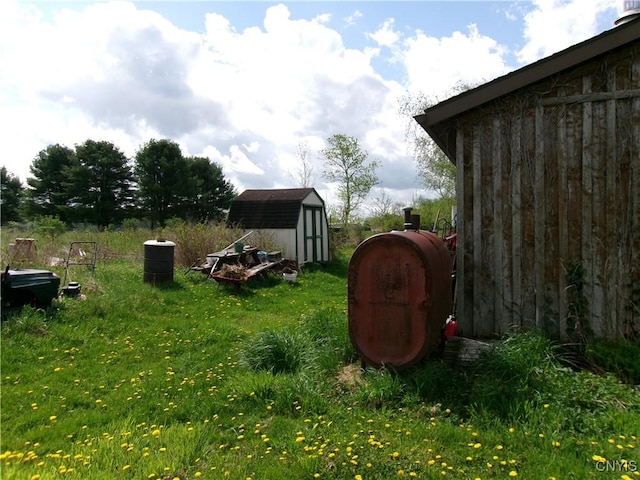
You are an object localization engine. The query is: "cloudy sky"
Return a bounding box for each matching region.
[0,0,622,213]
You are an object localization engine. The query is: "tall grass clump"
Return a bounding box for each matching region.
[240,329,312,374]
[297,307,357,371]
[0,306,52,338]
[464,332,640,435]
[586,336,640,384]
[355,367,406,409]
[169,221,283,267]
[400,360,470,411]
[170,221,242,267]
[467,331,555,420]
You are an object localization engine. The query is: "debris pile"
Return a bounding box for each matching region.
[217,264,249,281]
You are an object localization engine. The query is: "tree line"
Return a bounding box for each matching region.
[2,134,386,230]
[1,138,237,228]
[2,126,451,230]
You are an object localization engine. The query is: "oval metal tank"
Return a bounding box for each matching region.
[348,219,452,369]
[143,239,176,284]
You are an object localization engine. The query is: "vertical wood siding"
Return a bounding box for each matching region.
[456,48,640,339]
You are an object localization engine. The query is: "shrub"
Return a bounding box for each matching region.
[34,215,66,242]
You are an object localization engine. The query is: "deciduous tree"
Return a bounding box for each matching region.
[321,134,378,227]
[399,91,458,199]
[290,140,314,188]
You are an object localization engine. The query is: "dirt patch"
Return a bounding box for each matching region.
[336,363,363,391]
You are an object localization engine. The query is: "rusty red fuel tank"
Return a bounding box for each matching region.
[348,210,452,369]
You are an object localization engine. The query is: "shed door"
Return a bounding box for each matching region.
[303,206,325,263]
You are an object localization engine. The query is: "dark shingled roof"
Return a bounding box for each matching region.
[227,188,319,229]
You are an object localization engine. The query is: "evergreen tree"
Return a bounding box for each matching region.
[134,139,190,228]
[25,144,76,222]
[185,156,237,223]
[1,166,25,225]
[69,140,135,228]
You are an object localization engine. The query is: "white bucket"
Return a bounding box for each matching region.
[283,271,298,283]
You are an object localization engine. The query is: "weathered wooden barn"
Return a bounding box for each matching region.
[415,18,640,339]
[227,188,330,266]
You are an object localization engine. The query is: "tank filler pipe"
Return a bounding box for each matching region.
[403,207,413,230]
[411,214,421,231]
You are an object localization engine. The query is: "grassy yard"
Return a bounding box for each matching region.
[1,228,639,480]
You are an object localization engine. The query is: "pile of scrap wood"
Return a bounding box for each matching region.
[217,264,249,281]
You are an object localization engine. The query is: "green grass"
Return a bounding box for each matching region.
[1,229,639,480]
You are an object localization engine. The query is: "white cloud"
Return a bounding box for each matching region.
[402,24,510,98]
[517,0,619,64]
[367,18,401,48]
[0,0,622,213]
[344,9,363,27]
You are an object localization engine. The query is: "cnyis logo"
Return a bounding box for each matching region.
[595,459,638,472]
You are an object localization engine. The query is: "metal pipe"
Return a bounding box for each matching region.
[403,207,413,230]
[411,214,421,230]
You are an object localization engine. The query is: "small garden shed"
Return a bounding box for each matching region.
[415,17,640,340]
[227,188,330,266]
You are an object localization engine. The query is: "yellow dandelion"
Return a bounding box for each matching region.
[509,471,518,477]
[397,470,405,476]
[355,475,363,480]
